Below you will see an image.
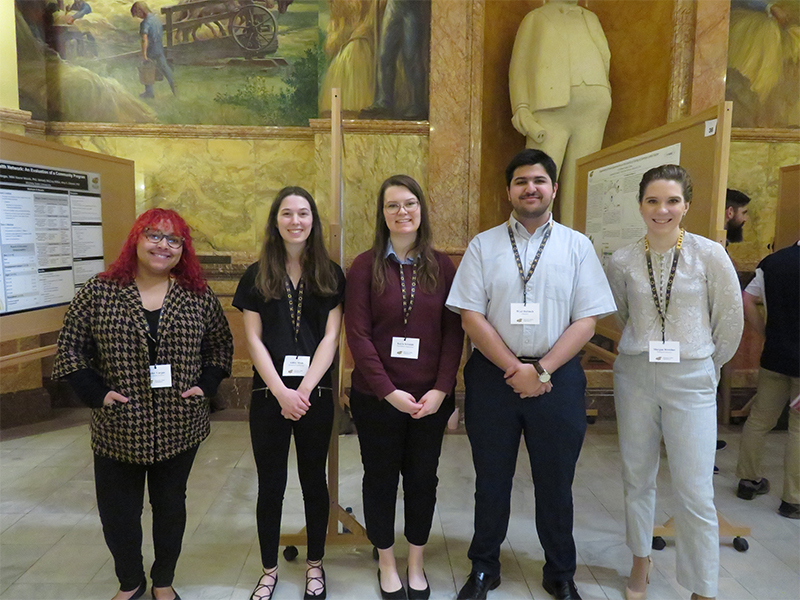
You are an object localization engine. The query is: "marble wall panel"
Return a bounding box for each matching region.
[727,140,800,270]
[48,134,317,258]
[690,0,730,114]
[314,132,428,265]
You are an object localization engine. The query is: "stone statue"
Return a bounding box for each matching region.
[509,0,611,226]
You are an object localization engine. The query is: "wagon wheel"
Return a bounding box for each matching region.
[229,4,277,52]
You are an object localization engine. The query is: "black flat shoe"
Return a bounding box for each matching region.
[542,578,582,600]
[250,568,278,600]
[457,571,501,599]
[378,569,407,599]
[304,561,326,600]
[407,569,430,600]
[150,586,181,600]
[123,579,147,600]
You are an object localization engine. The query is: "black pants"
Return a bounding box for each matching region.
[94,445,199,590]
[464,351,587,581]
[250,387,334,567]
[350,387,454,549]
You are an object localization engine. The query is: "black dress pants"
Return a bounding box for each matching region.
[350,387,454,549]
[94,445,199,590]
[249,387,334,567]
[464,351,587,581]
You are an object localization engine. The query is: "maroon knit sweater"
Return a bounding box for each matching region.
[345,250,464,401]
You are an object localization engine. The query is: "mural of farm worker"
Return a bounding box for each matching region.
[131,1,177,99]
[359,0,430,121]
[509,0,611,228]
[319,0,375,115]
[726,0,800,128]
[64,0,91,24]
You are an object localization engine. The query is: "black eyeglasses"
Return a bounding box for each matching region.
[143,228,184,249]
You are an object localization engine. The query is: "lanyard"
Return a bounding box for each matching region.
[284,276,305,346]
[644,229,684,343]
[398,262,417,332]
[507,222,552,305]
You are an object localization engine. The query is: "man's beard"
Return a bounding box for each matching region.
[727,222,744,244]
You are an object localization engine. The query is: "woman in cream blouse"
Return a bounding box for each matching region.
[607,165,743,600]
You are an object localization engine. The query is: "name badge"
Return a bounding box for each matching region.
[149,364,172,388]
[649,341,680,363]
[283,355,310,377]
[510,303,540,325]
[391,337,420,359]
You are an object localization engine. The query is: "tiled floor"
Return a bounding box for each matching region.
[1,409,798,600]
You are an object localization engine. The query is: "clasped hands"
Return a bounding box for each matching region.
[384,389,447,418]
[504,362,552,398]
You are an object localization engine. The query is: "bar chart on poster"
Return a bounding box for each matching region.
[0,160,104,315]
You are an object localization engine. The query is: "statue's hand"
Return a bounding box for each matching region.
[512,107,547,144]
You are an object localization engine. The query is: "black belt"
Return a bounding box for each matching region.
[517,356,541,364]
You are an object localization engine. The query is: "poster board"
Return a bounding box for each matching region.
[775,164,800,252]
[574,102,732,339]
[0,131,135,343]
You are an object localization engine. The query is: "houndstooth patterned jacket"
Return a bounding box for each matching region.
[53,276,233,464]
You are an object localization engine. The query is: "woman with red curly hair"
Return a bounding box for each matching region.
[53,208,233,600]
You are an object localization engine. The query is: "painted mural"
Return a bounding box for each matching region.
[726,0,800,128]
[16,0,320,125]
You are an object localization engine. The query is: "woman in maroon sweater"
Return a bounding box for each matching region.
[345,175,464,600]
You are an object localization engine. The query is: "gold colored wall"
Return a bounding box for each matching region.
[479,0,675,231]
[0,0,19,111]
[727,139,800,271]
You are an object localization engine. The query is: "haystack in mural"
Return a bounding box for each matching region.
[726,0,800,128]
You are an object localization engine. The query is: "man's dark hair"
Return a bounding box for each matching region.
[505,149,558,187]
[726,189,751,210]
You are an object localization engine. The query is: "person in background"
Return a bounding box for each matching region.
[607,165,743,600]
[725,188,751,245]
[345,175,463,599]
[53,208,233,600]
[233,187,345,600]
[735,240,800,519]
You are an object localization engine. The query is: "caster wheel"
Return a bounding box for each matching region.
[586,416,596,424]
[373,546,379,561]
[283,545,299,561]
[652,536,666,551]
[730,417,745,426]
[733,537,749,552]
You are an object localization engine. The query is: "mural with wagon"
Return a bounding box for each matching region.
[15,0,318,125]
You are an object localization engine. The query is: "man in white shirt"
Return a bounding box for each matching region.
[447,149,616,600]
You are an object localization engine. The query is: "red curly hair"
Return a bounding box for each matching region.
[100,208,207,294]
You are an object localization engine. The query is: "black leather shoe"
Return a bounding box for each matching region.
[378,569,407,599]
[151,586,181,600]
[457,571,501,599]
[407,569,430,600]
[737,477,770,500]
[542,579,582,600]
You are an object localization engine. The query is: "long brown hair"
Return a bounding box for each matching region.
[371,175,439,294]
[255,187,339,300]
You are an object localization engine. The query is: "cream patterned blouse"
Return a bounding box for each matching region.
[607,232,743,374]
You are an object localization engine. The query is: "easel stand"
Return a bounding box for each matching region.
[278,89,371,559]
[653,514,751,553]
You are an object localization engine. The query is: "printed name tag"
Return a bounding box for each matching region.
[283,355,310,377]
[149,364,172,388]
[510,303,540,325]
[649,341,680,363]
[391,337,420,359]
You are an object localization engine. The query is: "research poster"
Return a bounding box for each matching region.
[0,161,103,315]
[585,143,681,269]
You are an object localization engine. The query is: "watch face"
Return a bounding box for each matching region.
[539,372,551,384]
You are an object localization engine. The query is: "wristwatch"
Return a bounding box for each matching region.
[532,360,551,384]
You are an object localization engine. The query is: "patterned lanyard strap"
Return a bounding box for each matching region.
[284,276,305,346]
[398,262,418,331]
[507,222,552,305]
[644,228,684,343]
